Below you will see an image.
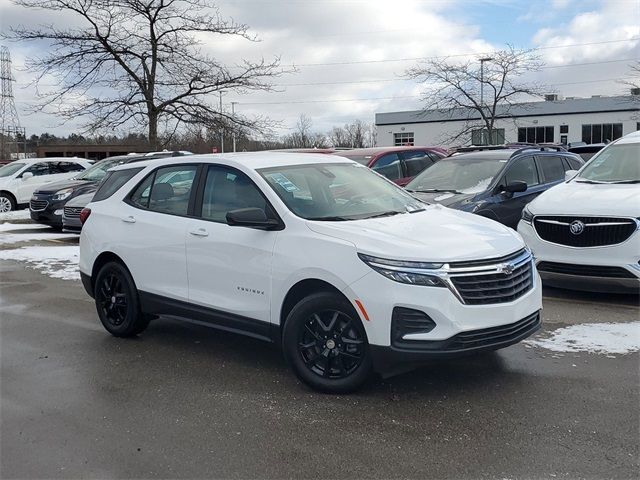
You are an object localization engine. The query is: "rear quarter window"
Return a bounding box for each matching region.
[92,168,144,202]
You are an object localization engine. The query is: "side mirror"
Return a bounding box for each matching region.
[498,181,527,194]
[226,208,283,231]
[21,172,34,180]
[565,170,578,181]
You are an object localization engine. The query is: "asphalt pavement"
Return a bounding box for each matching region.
[1,250,639,479]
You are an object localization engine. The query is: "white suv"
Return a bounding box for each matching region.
[79,153,542,392]
[518,131,640,293]
[0,157,91,212]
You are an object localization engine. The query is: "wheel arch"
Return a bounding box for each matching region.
[279,278,354,334]
[0,190,17,207]
[91,251,129,291]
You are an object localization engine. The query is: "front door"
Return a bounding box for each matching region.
[16,162,53,203]
[186,165,279,326]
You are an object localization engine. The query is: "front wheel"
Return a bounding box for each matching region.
[0,193,16,213]
[283,292,372,393]
[94,261,149,337]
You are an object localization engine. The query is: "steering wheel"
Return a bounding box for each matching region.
[343,193,371,209]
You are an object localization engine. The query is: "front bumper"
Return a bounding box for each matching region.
[29,195,65,227]
[62,215,82,234]
[370,311,541,375]
[517,220,640,293]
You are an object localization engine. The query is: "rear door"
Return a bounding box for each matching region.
[536,154,571,187]
[114,164,200,302]
[487,155,544,228]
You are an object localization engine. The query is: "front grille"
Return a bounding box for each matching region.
[446,313,540,351]
[534,216,637,247]
[63,206,83,218]
[449,258,534,305]
[537,261,636,279]
[29,199,48,211]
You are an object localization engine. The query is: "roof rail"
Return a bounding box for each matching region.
[510,145,568,157]
[451,145,512,154]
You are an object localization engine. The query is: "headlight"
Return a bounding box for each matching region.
[521,205,533,224]
[52,188,74,201]
[358,253,446,287]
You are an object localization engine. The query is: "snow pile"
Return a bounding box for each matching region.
[0,245,80,280]
[525,322,640,355]
[0,209,31,221]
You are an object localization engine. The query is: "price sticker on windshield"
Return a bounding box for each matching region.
[268,173,299,192]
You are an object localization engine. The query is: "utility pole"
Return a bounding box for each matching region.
[479,57,493,145]
[219,91,224,153]
[231,101,238,153]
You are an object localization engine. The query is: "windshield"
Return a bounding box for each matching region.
[406,156,506,194]
[576,143,639,183]
[260,163,425,221]
[75,158,126,181]
[0,162,26,178]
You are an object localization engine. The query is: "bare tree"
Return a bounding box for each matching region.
[619,61,640,90]
[405,47,547,145]
[5,0,284,148]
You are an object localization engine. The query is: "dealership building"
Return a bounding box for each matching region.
[375,93,640,148]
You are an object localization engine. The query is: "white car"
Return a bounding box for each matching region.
[79,153,542,392]
[0,157,91,212]
[518,131,640,293]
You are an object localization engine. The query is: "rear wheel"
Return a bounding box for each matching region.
[0,193,15,213]
[94,261,149,337]
[283,292,372,393]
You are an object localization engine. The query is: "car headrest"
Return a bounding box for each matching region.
[151,182,174,201]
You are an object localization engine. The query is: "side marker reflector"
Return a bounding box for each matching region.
[354,300,370,321]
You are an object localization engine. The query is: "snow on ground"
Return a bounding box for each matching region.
[0,222,77,245]
[0,245,80,281]
[525,322,640,355]
[0,209,31,221]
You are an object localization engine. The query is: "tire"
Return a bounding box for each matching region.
[282,291,372,393]
[0,193,16,213]
[94,261,149,337]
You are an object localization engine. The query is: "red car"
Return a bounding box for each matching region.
[331,146,447,186]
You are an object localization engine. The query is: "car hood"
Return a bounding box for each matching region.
[528,181,640,217]
[306,204,524,263]
[34,178,95,194]
[410,191,476,208]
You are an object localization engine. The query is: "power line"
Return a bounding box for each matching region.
[284,37,639,67]
[238,76,637,105]
[275,58,637,87]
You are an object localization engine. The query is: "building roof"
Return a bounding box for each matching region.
[375,95,640,126]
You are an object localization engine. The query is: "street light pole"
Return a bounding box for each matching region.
[231,101,238,153]
[219,91,224,153]
[479,57,493,145]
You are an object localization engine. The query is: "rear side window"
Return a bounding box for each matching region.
[52,161,85,173]
[538,155,566,183]
[129,165,197,216]
[93,168,144,202]
[564,156,583,170]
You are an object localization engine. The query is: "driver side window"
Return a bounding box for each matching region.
[503,156,539,187]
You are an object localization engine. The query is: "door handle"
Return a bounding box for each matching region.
[121,215,136,223]
[189,228,209,237]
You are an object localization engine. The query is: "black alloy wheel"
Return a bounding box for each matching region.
[298,310,365,379]
[94,261,149,337]
[283,291,372,393]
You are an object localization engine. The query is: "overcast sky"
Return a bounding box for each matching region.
[0,0,638,137]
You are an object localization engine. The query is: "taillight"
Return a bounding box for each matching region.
[79,208,91,225]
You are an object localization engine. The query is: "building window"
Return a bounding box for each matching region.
[471,128,505,145]
[581,123,623,144]
[636,122,640,131]
[393,132,414,146]
[517,126,554,144]
[560,125,568,134]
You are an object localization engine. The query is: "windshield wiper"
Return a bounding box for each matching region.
[408,188,462,194]
[574,179,607,184]
[609,179,640,184]
[307,216,351,221]
[361,211,405,219]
